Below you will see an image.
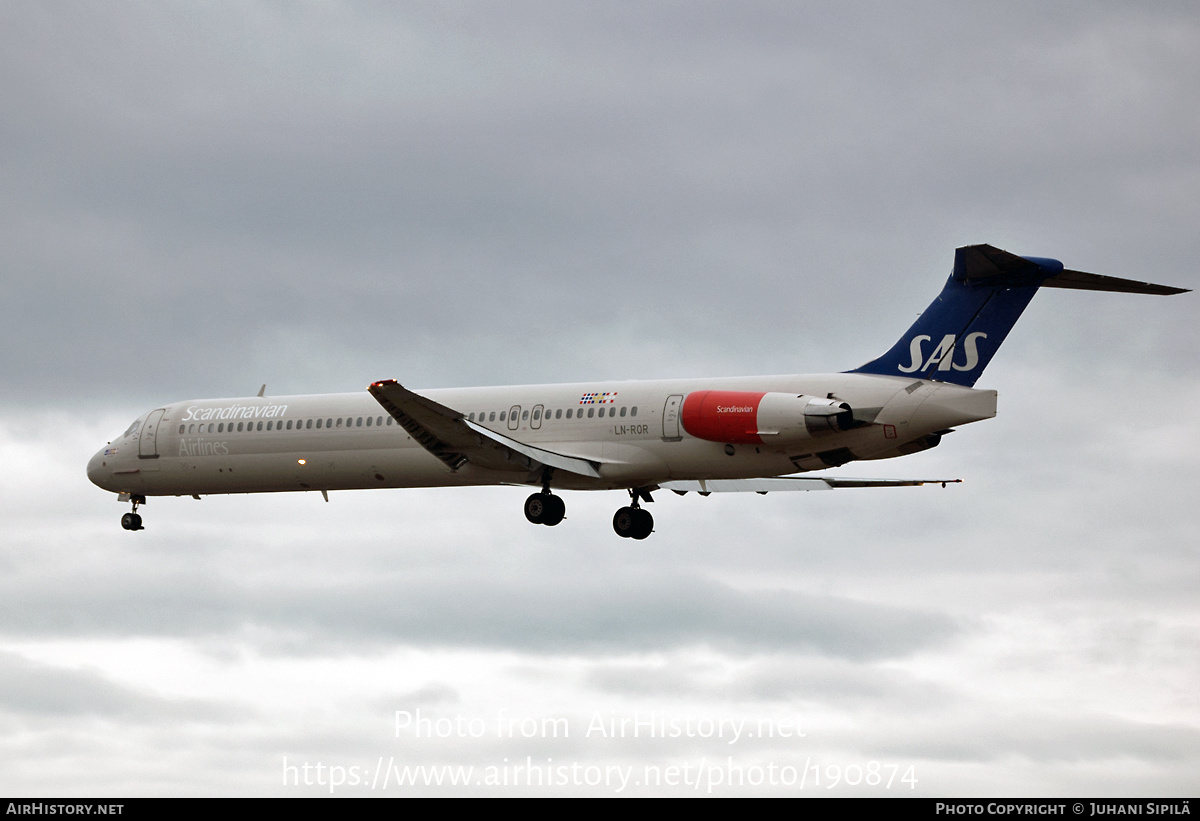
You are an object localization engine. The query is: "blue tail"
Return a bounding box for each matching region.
[850,244,1187,387]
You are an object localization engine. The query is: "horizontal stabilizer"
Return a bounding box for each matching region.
[954,243,1187,293]
[1041,269,1189,296]
[659,476,960,493]
[954,244,1051,283]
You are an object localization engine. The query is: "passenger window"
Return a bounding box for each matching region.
[356,417,362,427]
[257,421,263,431]
[386,417,393,425]
[500,411,506,421]
[566,409,573,419]
[237,422,244,432]
[609,407,616,417]
[631,407,637,417]
[620,407,626,417]
[587,408,594,418]
[522,410,529,421]
[489,412,496,422]
[179,425,185,434]
[555,409,562,419]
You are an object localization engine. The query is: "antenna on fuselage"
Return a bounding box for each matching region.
[257,384,266,397]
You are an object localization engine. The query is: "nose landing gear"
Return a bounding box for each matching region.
[120,495,146,531]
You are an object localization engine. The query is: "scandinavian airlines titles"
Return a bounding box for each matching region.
[899,332,986,374]
[182,403,289,422]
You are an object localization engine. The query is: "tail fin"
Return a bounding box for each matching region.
[849,244,1187,387]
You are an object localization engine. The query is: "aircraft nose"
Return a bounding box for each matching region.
[87,447,113,490]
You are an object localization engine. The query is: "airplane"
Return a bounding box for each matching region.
[87,244,1186,538]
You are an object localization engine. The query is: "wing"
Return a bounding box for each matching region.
[367,379,602,479]
[659,477,961,494]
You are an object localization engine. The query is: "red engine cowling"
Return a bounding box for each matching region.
[680,391,854,446]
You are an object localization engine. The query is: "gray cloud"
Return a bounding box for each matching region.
[1,0,1196,796]
[0,652,242,723]
[0,543,959,659]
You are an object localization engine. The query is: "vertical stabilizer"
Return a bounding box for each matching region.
[849,244,1187,387]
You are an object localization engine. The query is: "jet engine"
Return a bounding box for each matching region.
[680,391,855,446]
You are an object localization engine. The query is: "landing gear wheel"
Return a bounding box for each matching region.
[613,507,634,538]
[121,494,146,531]
[630,508,653,540]
[525,493,566,526]
[542,494,566,526]
[524,493,548,524]
[614,501,654,539]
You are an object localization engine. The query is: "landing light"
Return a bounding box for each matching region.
[298,459,306,465]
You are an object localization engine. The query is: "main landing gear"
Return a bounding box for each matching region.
[525,469,566,527]
[524,492,566,526]
[612,488,653,540]
[522,476,655,539]
[120,495,146,531]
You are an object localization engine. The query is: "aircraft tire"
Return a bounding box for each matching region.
[121,512,142,531]
[542,494,566,526]
[630,508,653,540]
[613,507,636,538]
[524,493,548,524]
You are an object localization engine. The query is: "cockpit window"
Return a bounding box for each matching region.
[123,419,141,438]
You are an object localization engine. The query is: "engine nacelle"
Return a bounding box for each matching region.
[680,391,855,446]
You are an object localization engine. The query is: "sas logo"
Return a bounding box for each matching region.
[899,332,987,373]
[579,392,618,405]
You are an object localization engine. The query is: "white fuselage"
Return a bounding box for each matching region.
[87,373,996,499]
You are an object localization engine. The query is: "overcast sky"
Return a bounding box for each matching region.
[1,1,1197,796]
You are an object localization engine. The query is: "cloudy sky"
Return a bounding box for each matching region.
[2,1,1197,796]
